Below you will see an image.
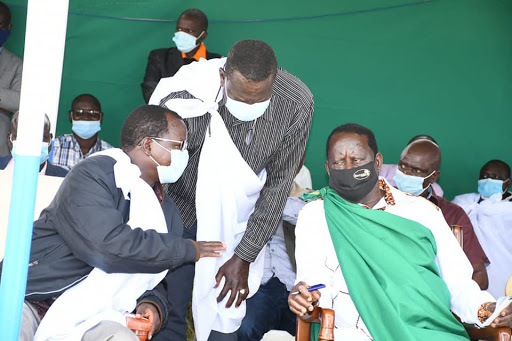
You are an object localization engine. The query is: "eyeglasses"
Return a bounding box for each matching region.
[148,137,188,151]
[71,110,102,120]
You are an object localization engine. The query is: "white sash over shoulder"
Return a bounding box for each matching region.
[35,149,168,341]
[153,58,267,341]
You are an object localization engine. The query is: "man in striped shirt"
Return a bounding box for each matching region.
[151,39,314,340]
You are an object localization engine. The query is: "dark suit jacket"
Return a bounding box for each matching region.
[0,154,69,177]
[141,46,221,103]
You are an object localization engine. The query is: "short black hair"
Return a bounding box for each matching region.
[0,2,11,24]
[120,105,182,152]
[407,134,438,145]
[180,8,208,31]
[72,94,101,111]
[481,159,511,178]
[326,123,378,157]
[225,39,277,82]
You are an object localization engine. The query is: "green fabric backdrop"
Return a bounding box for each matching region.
[5,0,512,199]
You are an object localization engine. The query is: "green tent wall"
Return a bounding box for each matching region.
[4,0,512,199]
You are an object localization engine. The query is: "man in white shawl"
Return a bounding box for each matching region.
[453,159,512,299]
[150,39,314,340]
[5,105,225,341]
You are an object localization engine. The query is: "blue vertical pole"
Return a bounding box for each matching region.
[0,0,69,338]
[0,156,40,339]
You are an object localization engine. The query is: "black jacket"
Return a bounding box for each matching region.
[141,46,222,103]
[6,155,197,326]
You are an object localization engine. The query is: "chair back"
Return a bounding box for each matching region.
[296,306,334,341]
[450,224,463,248]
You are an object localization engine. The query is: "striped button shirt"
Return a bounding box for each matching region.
[159,67,314,262]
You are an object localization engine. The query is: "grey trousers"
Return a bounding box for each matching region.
[19,301,138,341]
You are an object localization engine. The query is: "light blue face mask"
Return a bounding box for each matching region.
[172,31,203,53]
[12,140,51,165]
[72,120,101,139]
[394,168,435,195]
[149,139,189,184]
[477,178,505,198]
[225,95,271,122]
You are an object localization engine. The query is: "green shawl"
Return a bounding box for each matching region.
[306,187,468,340]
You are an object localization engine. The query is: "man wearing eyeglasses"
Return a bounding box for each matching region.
[51,93,113,170]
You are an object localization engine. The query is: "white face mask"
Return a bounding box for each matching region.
[225,94,271,122]
[149,139,189,184]
[172,31,204,53]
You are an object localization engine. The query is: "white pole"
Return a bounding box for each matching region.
[0,0,69,339]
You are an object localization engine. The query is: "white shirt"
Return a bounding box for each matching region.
[295,179,494,340]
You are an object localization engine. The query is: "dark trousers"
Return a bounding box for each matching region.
[152,223,197,341]
[237,277,297,341]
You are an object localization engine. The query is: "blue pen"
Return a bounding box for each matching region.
[291,283,325,295]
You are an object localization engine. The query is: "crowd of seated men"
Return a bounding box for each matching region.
[1,1,511,341]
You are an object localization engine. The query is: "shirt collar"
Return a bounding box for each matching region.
[360,178,396,211]
[181,43,207,61]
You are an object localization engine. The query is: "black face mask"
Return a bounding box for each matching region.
[329,160,378,202]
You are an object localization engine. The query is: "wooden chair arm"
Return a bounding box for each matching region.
[465,325,511,341]
[296,306,335,341]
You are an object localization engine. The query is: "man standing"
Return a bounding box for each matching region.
[289,123,511,340]
[150,39,314,340]
[141,8,221,103]
[51,94,113,170]
[393,138,489,289]
[0,1,22,156]
[0,112,68,177]
[453,160,512,299]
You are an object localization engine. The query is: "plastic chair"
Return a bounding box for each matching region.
[296,306,334,341]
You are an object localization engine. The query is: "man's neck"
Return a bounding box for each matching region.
[357,186,385,209]
[73,132,98,156]
[184,46,200,59]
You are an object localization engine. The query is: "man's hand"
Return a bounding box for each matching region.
[487,302,512,328]
[214,254,250,308]
[135,302,161,340]
[288,281,321,318]
[196,241,226,259]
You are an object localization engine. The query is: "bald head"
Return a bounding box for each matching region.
[400,139,441,173]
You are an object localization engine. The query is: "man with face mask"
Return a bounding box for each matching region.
[2,105,226,341]
[0,112,68,177]
[141,8,221,104]
[289,123,512,340]
[51,94,113,170]
[453,160,512,299]
[0,1,23,157]
[150,39,314,340]
[393,138,489,290]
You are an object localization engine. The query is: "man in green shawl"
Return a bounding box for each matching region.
[288,123,512,340]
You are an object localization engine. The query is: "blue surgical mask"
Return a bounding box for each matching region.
[72,120,101,139]
[0,29,10,46]
[478,178,505,198]
[225,95,271,122]
[11,141,51,165]
[149,140,189,184]
[172,31,203,53]
[394,168,435,195]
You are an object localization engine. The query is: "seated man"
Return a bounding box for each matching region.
[141,8,221,103]
[453,160,512,299]
[0,112,68,177]
[1,105,225,340]
[380,134,444,196]
[289,123,511,340]
[51,93,113,170]
[393,138,489,289]
[0,1,23,156]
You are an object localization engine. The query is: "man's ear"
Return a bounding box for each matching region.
[325,160,330,176]
[197,31,207,44]
[68,110,73,123]
[504,178,512,190]
[100,112,104,124]
[140,137,152,156]
[375,153,383,173]
[431,170,441,183]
